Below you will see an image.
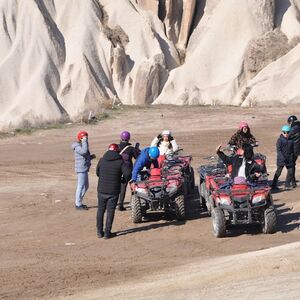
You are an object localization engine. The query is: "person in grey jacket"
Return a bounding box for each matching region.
[72,131,96,210]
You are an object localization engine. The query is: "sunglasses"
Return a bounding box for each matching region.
[282,131,289,134]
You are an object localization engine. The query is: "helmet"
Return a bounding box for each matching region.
[108,143,120,152]
[148,146,159,159]
[239,121,249,130]
[77,131,88,141]
[162,130,171,136]
[281,125,291,133]
[120,131,131,141]
[287,115,297,124]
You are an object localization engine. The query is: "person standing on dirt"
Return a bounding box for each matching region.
[96,143,131,239]
[117,131,140,211]
[288,115,300,187]
[271,125,295,190]
[151,130,179,156]
[72,131,96,210]
[131,146,160,182]
[228,121,257,149]
[216,143,264,181]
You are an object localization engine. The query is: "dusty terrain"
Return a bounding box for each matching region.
[1,105,300,299]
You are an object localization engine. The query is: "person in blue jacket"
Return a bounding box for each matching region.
[131,146,160,182]
[271,125,295,190]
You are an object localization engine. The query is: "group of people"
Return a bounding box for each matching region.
[71,115,300,239]
[72,130,178,239]
[215,116,300,189]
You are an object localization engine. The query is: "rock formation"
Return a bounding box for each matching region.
[1,0,300,129]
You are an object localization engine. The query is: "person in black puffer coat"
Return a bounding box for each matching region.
[288,115,300,187]
[118,131,140,211]
[272,125,295,190]
[216,143,265,181]
[96,143,131,239]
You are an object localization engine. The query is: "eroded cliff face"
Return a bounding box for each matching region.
[0,0,300,129]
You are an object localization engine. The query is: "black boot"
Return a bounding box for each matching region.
[118,205,126,211]
[271,175,280,191]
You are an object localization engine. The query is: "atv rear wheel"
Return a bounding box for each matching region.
[131,195,143,223]
[262,206,277,234]
[175,195,185,220]
[212,207,226,237]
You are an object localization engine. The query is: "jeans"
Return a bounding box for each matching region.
[75,172,89,207]
[97,193,119,234]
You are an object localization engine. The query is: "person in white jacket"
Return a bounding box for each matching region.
[151,130,179,156]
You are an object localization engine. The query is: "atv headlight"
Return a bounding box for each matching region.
[166,185,177,193]
[136,188,147,194]
[217,196,231,206]
[252,195,266,205]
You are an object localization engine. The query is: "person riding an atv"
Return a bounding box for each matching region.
[131,146,160,182]
[216,143,265,182]
[228,121,257,149]
[151,130,179,156]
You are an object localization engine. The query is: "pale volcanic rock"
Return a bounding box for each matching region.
[2,0,300,130]
[154,0,275,105]
[239,43,300,106]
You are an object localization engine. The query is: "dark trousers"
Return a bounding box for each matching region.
[292,156,298,183]
[97,193,118,234]
[118,181,128,207]
[272,165,294,187]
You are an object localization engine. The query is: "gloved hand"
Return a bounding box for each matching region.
[91,154,96,159]
[157,134,162,139]
[168,136,174,141]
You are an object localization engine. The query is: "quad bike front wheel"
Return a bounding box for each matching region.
[262,206,277,234]
[175,195,186,220]
[131,195,143,223]
[212,207,226,237]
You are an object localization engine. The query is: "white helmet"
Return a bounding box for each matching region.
[162,130,171,136]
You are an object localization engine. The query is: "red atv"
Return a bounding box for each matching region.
[199,145,267,213]
[205,175,276,237]
[198,155,227,213]
[161,152,195,196]
[130,167,186,223]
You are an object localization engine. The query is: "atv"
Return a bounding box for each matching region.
[130,167,186,223]
[198,155,227,214]
[198,145,267,214]
[206,175,276,237]
[162,151,195,196]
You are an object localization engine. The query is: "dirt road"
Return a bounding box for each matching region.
[1,106,300,299]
